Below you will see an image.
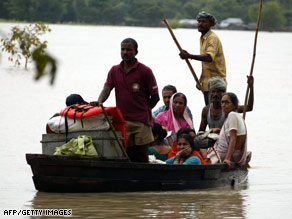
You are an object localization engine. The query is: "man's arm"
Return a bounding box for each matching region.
[90,86,112,106]
[199,106,209,132]
[148,93,160,109]
[179,50,212,62]
[238,76,254,113]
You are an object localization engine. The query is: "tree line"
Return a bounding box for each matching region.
[0,0,291,31]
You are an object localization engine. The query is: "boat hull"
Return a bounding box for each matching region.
[26,153,250,193]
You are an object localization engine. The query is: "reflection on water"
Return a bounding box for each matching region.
[30,186,247,218]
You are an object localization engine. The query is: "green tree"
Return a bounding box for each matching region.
[62,0,77,22]
[37,0,66,23]
[0,0,9,19]
[248,3,259,22]
[249,1,285,31]
[183,2,201,19]
[4,0,31,21]
[103,2,126,25]
[278,0,292,28]
[145,5,165,26]
[1,22,51,69]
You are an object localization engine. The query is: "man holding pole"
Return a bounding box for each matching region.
[179,11,226,106]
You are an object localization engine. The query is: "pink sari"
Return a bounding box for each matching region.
[155,94,193,132]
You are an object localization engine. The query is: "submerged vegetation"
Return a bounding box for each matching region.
[1,23,50,69]
[0,22,56,84]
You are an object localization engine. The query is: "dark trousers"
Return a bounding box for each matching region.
[126,144,149,163]
[203,91,209,106]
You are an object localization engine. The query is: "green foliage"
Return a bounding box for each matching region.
[261,1,286,31]
[32,46,57,85]
[248,3,259,22]
[249,1,286,31]
[1,22,51,69]
[183,2,201,19]
[169,19,181,29]
[0,0,291,31]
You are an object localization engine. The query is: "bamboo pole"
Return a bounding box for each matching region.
[163,19,203,91]
[243,0,263,120]
[100,103,129,159]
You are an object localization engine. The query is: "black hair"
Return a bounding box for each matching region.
[176,127,196,139]
[152,123,167,143]
[65,94,88,106]
[173,92,187,106]
[121,38,138,52]
[162,85,177,94]
[224,92,239,110]
[178,133,199,151]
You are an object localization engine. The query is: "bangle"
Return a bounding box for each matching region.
[175,155,181,160]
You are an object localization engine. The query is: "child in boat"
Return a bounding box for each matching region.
[165,133,201,165]
[148,123,171,161]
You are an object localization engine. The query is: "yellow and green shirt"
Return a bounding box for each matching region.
[200,30,226,91]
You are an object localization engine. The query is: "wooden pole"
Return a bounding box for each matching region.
[100,103,129,159]
[243,0,263,120]
[163,18,203,91]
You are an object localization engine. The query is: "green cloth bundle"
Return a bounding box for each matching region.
[54,135,98,156]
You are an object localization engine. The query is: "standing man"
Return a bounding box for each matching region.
[91,38,160,163]
[152,84,193,121]
[179,11,226,106]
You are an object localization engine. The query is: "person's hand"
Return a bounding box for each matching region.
[178,147,192,157]
[247,75,254,87]
[210,128,221,134]
[196,82,202,90]
[223,159,231,168]
[90,101,100,107]
[196,77,203,90]
[179,50,189,59]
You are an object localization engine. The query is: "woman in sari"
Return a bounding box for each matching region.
[155,92,193,133]
[148,123,170,161]
[214,92,247,167]
[165,133,201,164]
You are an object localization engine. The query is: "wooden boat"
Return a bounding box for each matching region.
[27,110,251,193]
[26,152,251,193]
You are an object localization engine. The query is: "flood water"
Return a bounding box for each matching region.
[0,23,292,218]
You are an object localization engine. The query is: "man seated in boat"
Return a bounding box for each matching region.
[165,133,202,164]
[91,38,160,163]
[152,85,193,121]
[214,92,248,167]
[199,76,254,133]
[197,76,253,160]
